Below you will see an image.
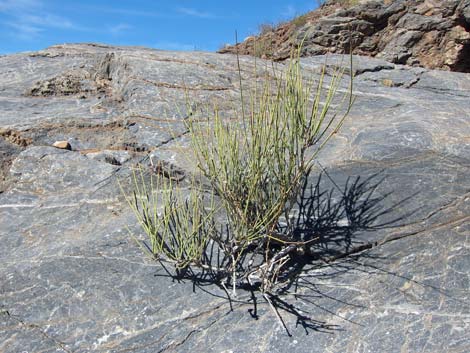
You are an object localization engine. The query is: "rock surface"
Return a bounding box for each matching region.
[0,43,469,352]
[219,0,470,73]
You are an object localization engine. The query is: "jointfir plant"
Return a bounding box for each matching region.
[125,50,354,307]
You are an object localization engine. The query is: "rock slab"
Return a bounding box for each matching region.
[0,44,469,352]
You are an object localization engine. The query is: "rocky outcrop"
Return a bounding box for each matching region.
[219,0,470,72]
[0,44,469,352]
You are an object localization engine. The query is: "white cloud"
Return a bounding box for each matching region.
[5,21,42,40]
[282,5,297,19]
[0,0,41,12]
[0,0,87,40]
[109,23,132,35]
[81,6,165,18]
[19,14,74,29]
[177,7,216,19]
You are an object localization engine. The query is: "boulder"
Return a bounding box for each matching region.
[219,0,470,73]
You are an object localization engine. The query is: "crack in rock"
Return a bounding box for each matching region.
[4,312,73,353]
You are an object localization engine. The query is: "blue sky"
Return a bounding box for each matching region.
[0,0,318,54]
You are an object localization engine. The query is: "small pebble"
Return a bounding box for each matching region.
[52,140,71,150]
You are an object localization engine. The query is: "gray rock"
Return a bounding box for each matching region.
[458,0,470,21]
[0,44,469,353]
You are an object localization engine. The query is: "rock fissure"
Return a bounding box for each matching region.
[5,312,73,353]
[134,77,232,92]
[324,200,470,264]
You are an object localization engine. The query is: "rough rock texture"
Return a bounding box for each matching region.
[219,0,470,72]
[0,44,469,352]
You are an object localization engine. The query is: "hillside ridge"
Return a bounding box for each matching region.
[219,0,470,72]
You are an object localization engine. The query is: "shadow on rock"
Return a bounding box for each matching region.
[150,167,426,336]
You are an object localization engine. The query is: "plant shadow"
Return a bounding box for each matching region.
[152,167,421,336]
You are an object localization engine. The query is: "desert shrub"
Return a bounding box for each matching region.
[126,171,216,272]
[125,49,354,304]
[258,22,276,35]
[316,0,360,6]
[252,37,274,58]
[292,14,309,28]
[337,0,361,6]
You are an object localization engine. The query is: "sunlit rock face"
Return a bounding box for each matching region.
[0,43,469,352]
[220,0,470,73]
